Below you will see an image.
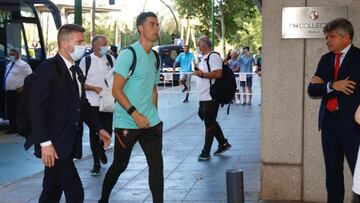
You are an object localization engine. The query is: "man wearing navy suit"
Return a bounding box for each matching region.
[308,18,360,203]
[29,24,111,203]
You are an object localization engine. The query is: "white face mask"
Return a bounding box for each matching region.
[9,55,16,62]
[69,45,86,61]
[100,46,108,56]
[195,47,201,54]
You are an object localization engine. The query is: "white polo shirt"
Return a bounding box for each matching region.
[196,52,222,101]
[79,53,115,107]
[4,59,32,91]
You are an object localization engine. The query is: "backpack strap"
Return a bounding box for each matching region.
[125,46,137,80]
[105,54,114,68]
[151,49,160,71]
[206,51,218,86]
[85,55,91,77]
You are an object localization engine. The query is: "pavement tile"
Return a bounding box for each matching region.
[0,83,264,203]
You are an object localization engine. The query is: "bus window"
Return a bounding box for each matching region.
[23,22,42,60]
[20,3,35,18]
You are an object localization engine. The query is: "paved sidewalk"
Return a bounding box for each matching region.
[0,102,262,203]
[0,76,268,202]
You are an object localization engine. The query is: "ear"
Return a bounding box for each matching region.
[138,24,143,33]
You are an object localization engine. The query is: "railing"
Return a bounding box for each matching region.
[157,72,261,97]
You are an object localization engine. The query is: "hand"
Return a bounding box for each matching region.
[131,111,150,129]
[310,76,324,84]
[193,70,203,78]
[98,129,111,149]
[93,86,103,94]
[41,144,59,167]
[332,77,356,95]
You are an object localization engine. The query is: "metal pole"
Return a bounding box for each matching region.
[226,169,244,203]
[74,0,82,26]
[211,0,214,49]
[91,0,96,40]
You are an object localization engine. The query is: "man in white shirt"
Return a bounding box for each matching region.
[3,48,32,134]
[193,36,231,161]
[79,35,115,176]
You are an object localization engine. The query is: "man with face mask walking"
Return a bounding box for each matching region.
[29,24,111,203]
[79,35,115,176]
[3,48,32,134]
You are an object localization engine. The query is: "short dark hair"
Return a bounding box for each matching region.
[57,24,85,44]
[91,35,106,46]
[136,12,157,33]
[10,48,20,54]
[323,17,354,40]
[110,45,118,53]
[243,46,250,51]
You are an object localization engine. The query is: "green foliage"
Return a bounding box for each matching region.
[174,0,261,51]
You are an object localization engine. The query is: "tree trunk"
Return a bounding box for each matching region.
[91,0,96,40]
[218,0,226,57]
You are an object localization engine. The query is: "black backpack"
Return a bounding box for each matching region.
[206,52,237,114]
[17,58,61,150]
[84,53,114,77]
[123,46,160,80]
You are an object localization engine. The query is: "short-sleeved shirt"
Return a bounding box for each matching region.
[239,55,255,77]
[79,53,115,107]
[175,52,195,72]
[113,41,161,129]
[228,59,240,78]
[196,52,222,101]
[4,59,32,91]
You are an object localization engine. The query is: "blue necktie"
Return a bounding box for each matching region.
[3,62,15,91]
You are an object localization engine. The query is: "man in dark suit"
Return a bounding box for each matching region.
[29,24,111,203]
[308,18,360,203]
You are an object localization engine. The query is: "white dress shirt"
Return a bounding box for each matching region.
[4,59,32,91]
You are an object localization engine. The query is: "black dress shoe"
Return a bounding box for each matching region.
[4,130,17,134]
[353,192,360,203]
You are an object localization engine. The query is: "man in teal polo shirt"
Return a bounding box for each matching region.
[173,45,195,103]
[99,12,163,203]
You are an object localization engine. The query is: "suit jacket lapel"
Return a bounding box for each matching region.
[338,45,354,80]
[55,54,81,98]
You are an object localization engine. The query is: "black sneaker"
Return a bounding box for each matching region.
[90,165,101,176]
[183,98,189,103]
[213,142,232,156]
[198,151,211,161]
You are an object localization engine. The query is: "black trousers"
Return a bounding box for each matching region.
[198,101,227,153]
[5,90,20,131]
[39,157,84,203]
[89,106,113,166]
[99,122,163,203]
[321,110,360,203]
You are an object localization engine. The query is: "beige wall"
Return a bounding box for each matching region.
[261,0,360,201]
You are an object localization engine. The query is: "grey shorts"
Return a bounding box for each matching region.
[180,73,192,87]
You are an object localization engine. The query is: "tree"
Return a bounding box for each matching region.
[174,0,258,55]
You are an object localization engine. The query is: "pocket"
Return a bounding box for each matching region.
[154,122,163,137]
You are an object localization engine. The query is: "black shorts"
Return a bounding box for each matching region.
[240,76,252,87]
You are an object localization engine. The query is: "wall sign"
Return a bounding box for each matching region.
[282,6,348,39]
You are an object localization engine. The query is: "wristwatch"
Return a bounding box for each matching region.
[127,105,136,115]
[329,82,333,90]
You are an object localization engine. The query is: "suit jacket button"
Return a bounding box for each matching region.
[75,122,79,126]
[77,109,80,112]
